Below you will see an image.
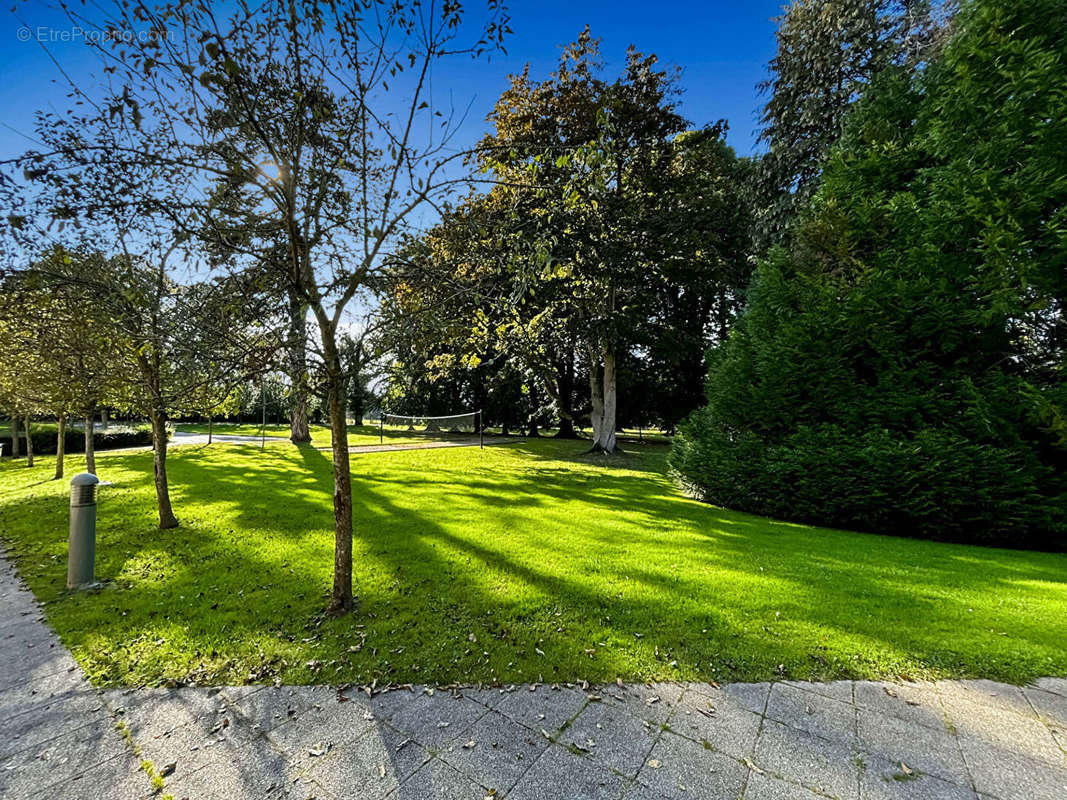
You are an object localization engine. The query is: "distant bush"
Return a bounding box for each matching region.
[1,427,157,456]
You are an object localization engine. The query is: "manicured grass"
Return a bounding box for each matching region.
[1,440,1065,688]
[174,422,436,448]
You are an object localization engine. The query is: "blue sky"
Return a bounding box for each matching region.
[1,1,785,162]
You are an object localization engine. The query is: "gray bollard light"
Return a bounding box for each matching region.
[67,472,100,590]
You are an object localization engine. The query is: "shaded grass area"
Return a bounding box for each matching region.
[0,440,1065,688]
[174,422,427,448]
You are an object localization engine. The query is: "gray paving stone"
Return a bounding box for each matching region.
[218,684,270,705]
[266,698,379,759]
[765,681,857,746]
[783,679,855,704]
[106,686,226,737]
[620,782,674,800]
[959,736,1067,800]
[390,757,488,799]
[305,723,432,799]
[0,669,92,721]
[689,681,771,716]
[389,693,489,751]
[0,718,127,799]
[0,691,110,759]
[753,719,860,800]
[438,709,549,792]
[163,740,306,800]
[855,680,947,731]
[857,707,970,785]
[635,730,747,800]
[859,755,978,800]
[0,647,78,692]
[941,693,1064,766]
[743,771,825,800]
[1032,678,1067,698]
[134,710,268,778]
[559,699,661,779]
[493,684,589,735]
[35,751,153,800]
[230,686,322,733]
[507,744,628,800]
[456,685,511,711]
[1024,688,1067,728]
[598,683,686,726]
[938,680,1037,720]
[667,688,762,759]
[368,686,429,722]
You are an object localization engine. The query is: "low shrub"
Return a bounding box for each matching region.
[1,427,157,456]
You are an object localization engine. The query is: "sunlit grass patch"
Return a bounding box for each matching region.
[1,440,1065,688]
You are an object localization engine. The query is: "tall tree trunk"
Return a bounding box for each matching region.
[84,410,96,474]
[588,342,619,454]
[10,416,20,458]
[54,412,66,480]
[150,409,179,529]
[101,408,109,430]
[24,416,33,467]
[554,351,578,438]
[208,415,213,444]
[288,291,312,444]
[527,421,541,437]
[324,342,354,615]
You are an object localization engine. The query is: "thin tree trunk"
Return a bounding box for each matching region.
[10,416,20,458]
[54,412,66,480]
[288,290,312,444]
[324,345,354,615]
[208,415,213,444]
[150,409,179,529]
[101,408,109,430]
[24,416,33,467]
[554,350,579,438]
[527,421,541,437]
[84,411,96,474]
[588,343,619,454]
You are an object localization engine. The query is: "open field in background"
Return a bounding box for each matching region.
[0,438,1065,689]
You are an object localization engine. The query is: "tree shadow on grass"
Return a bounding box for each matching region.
[0,440,1065,687]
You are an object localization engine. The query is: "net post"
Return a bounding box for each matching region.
[479,410,483,449]
[260,378,266,450]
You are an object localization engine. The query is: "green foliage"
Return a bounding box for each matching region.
[674,0,1067,548]
[1,425,156,457]
[2,441,1066,686]
[754,0,952,249]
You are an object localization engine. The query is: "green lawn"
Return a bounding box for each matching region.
[0,439,1065,688]
[174,422,429,448]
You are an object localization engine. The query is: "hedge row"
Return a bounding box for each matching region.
[669,416,1066,550]
[1,428,156,456]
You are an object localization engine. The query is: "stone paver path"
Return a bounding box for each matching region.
[2,558,1067,799]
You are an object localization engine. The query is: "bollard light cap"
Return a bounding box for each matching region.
[70,472,100,487]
